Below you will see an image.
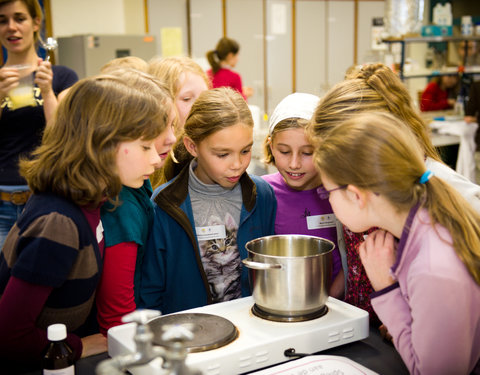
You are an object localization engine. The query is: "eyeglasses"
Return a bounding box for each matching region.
[316,185,347,200]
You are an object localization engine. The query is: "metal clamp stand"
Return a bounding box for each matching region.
[96,310,201,375]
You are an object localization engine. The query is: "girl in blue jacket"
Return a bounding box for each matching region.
[139,87,276,314]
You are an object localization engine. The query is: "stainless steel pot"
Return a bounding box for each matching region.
[242,235,334,317]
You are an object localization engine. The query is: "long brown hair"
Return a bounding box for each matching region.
[20,74,170,207]
[206,37,240,74]
[310,63,441,161]
[161,87,253,182]
[314,112,480,285]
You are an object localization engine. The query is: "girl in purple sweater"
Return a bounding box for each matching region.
[313,111,480,375]
[262,93,345,299]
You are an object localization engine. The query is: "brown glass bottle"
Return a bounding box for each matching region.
[43,324,75,375]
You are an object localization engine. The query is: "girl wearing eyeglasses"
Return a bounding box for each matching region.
[314,111,480,375]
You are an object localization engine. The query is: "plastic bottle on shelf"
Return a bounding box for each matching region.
[461,16,473,36]
[433,3,452,26]
[43,324,75,375]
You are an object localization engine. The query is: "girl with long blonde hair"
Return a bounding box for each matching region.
[148,55,210,188]
[315,111,480,374]
[308,63,480,326]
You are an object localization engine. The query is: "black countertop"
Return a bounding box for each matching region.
[22,326,408,375]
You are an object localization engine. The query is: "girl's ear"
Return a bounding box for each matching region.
[346,185,368,209]
[183,136,197,157]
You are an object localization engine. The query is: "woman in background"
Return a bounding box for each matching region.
[206,37,253,100]
[0,0,78,249]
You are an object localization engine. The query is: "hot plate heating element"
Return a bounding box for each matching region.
[108,296,369,375]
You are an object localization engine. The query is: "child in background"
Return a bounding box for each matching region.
[262,93,345,298]
[95,69,176,335]
[139,87,276,314]
[100,56,149,73]
[420,73,459,112]
[309,63,480,328]
[206,37,253,100]
[0,74,167,371]
[314,111,480,375]
[148,55,210,188]
[148,55,210,133]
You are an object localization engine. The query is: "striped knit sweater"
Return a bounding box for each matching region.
[0,193,103,369]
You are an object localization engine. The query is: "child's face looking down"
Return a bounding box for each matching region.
[153,107,176,170]
[175,72,209,131]
[319,171,369,234]
[270,128,321,191]
[116,138,161,188]
[185,122,253,188]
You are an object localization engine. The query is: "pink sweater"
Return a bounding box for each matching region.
[207,68,246,99]
[372,207,480,374]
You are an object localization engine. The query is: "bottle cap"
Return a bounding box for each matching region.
[47,324,67,341]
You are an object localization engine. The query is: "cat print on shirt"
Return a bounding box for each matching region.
[199,213,241,302]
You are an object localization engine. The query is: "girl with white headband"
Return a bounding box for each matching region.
[262,92,346,298]
[314,111,480,375]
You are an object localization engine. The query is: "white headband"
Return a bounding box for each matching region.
[268,92,320,135]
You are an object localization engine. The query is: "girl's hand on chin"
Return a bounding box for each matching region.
[359,229,397,291]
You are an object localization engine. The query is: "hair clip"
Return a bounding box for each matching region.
[419,170,434,184]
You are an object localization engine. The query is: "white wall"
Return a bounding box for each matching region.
[124,0,145,34]
[148,0,188,59]
[227,0,264,110]
[50,0,142,36]
[49,0,394,116]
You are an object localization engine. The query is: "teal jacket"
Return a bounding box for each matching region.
[100,180,153,303]
[138,166,276,314]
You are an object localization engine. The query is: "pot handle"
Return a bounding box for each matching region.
[242,258,283,270]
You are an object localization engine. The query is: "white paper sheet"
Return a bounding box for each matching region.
[249,355,379,375]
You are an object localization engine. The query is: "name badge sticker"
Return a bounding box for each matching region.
[306,214,336,230]
[96,220,104,243]
[196,225,226,241]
